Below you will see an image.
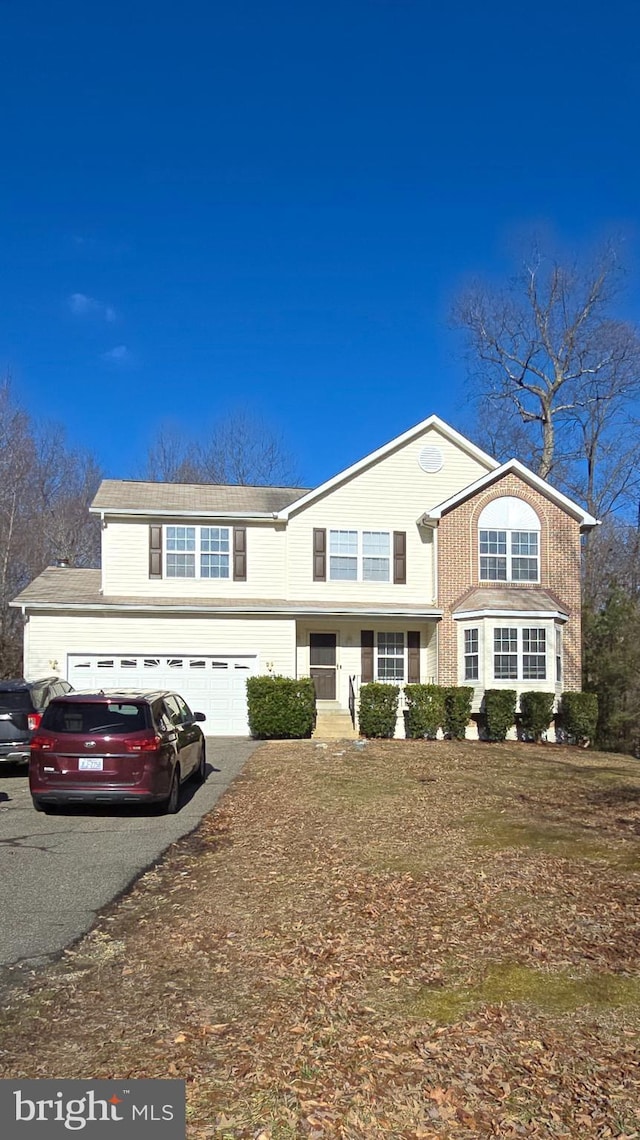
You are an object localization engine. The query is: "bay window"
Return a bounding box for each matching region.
[493,627,546,681]
[464,628,479,681]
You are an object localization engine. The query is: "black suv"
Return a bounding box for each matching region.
[0,678,73,767]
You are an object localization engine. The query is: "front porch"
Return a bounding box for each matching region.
[295,616,440,738]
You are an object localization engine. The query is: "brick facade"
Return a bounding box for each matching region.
[437,473,583,690]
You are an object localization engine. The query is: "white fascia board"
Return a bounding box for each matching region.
[89,508,276,520]
[427,459,599,528]
[15,601,443,618]
[277,414,499,519]
[453,609,568,622]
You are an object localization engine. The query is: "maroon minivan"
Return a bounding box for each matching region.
[29,690,206,814]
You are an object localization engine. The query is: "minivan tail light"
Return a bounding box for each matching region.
[126,734,162,752]
[31,733,53,751]
[28,713,42,732]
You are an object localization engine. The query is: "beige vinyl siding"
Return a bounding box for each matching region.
[286,426,487,602]
[24,612,296,682]
[102,520,287,598]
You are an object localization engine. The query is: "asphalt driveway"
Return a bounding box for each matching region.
[0,737,257,979]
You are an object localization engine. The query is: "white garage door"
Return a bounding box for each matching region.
[66,654,257,736]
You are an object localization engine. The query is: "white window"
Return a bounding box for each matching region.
[478,498,540,583]
[493,627,546,681]
[329,530,358,580]
[522,628,546,680]
[166,526,230,579]
[377,633,405,681]
[329,530,391,582]
[494,627,518,679]
[555,627,563,683]
[464,628,479,681]
[200,527,230,578]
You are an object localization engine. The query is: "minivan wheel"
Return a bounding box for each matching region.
[165,769,180,815]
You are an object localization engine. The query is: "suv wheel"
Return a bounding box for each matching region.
[194,742,206,784]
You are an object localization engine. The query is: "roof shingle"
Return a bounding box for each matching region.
[91,480,310,515]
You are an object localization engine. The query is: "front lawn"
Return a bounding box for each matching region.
[1,740,640,1138]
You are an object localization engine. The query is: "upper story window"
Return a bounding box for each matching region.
[478,498,540,583]
[329,530,391,582]
[165,526,230,579]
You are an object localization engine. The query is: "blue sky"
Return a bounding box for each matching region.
[1,0,639,486]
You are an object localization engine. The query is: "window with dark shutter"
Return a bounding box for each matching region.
[313,528,327,581]
[361,630,374,683]
[149,526,163,579]
[407,630,420,683]
[233,527,247,581]
[393,531,406,584]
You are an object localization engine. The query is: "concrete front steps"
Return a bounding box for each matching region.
[312,703,359,740]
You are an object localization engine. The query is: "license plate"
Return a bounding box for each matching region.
[79,757,103,771]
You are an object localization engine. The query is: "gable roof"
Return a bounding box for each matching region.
[91,480,310,518]
[276,415,499,519]
[424,459,599,529]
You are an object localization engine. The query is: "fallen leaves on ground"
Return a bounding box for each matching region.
[1,740,640,1138]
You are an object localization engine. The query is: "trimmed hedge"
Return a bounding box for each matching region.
[520,691,555,742]
[561,691,598,745]
[358,682,399,738]
[404,684,446,739]
[443,686,474,740]
[246,675,316,739]
[483,689,517,742]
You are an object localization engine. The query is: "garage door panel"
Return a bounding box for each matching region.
[67,654,257,735]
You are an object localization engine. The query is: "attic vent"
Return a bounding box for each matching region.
[418,445,443,474]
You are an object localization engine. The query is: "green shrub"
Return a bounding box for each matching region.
[404,684,446,739]
[246,675,316,739]
[443,687,474,740]
[561,691,599,746]
[483,689,517,742]
[520,691,555,742]
[358,682,399,738]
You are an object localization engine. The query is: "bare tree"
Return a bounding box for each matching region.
[0,382,102,676]
[143,410,301,486]
[453,243,640,517]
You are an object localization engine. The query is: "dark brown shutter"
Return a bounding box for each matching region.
[233,527,247,581]
[393,531,407,584]
[149,526,162,579]
[407,631,420,683]
[313,528,327,581]
[361,630,374,683]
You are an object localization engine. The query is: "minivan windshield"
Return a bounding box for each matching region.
[42,702,149,735]
[0,692,31,712]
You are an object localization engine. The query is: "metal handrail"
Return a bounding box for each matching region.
[348,675,357,728]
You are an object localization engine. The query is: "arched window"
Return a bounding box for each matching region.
[478,497,540,582]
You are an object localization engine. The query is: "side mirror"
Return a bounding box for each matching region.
[193,711,206,723]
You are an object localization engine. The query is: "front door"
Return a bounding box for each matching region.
[310,633,337,700]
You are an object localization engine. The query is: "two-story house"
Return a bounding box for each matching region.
[11,415,597,735]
